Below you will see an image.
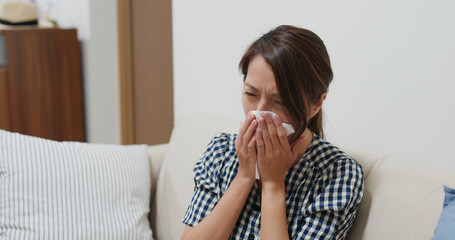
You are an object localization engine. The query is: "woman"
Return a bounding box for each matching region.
[181,25,364,240]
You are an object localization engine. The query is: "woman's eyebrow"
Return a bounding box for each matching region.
[244,83,258,91]
[271,89,280,98]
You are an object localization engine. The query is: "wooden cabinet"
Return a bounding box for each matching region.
[0,28,85,141]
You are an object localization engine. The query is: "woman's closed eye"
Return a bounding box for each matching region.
[272,97,283,104]
[244,91,256,97]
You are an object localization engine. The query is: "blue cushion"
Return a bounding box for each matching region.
[432,185,455,240]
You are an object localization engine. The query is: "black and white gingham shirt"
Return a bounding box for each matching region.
[183,133,364,240]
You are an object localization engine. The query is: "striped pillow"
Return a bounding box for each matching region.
[0,130,153,239]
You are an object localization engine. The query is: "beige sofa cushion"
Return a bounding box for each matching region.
[345,146,455,240]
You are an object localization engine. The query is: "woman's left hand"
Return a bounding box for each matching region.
[256,113,305,185]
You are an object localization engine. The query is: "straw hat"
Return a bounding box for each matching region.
[0,1,38,26]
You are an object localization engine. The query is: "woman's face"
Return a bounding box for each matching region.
[241,55,290,124]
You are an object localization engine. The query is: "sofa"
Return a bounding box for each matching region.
[1,113,454,239]
[149,113,455,240]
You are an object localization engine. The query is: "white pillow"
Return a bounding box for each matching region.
[0,130,153,240]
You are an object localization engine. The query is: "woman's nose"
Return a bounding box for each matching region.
[256,99,270,111]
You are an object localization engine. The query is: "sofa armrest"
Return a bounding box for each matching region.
[148,143,169,196]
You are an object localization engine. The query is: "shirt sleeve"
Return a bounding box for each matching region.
[294,158,364,240]
[182,133,231,226]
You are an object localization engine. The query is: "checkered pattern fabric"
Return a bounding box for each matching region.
[183,133,364,240]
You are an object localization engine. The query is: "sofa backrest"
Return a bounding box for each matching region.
[344,145,455,240]
[150,113,455,240]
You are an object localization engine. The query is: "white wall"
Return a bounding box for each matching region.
[44,0,121,144]
[35,0,90,40]
[173,0,455,169]
[81,0,120,144]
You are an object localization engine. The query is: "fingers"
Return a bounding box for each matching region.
[236,111,258,158]
[258,116,273,152]
[236,112,258,180]
[247,134,257,159]
[271,115,290,151]
[243,119,257,146]
[255,129,264,157]
[238,112,254,136]
[259,113,287,151]
[236,112,255,147]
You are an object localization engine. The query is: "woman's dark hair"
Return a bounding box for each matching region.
[239,25,333,141]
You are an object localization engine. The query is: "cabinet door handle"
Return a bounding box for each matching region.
[0,34,7,67]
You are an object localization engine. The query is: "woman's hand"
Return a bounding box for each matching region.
[256,113,305,185]
[235,112,259,182]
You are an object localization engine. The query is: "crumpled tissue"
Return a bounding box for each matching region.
[251,111,295,136]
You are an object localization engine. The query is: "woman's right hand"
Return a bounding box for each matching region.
[235,112,258,182]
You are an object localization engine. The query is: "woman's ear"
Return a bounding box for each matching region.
[309,93,327,119]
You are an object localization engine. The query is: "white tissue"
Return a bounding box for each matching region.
[251,111,295,136]
[250,111,295,179]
